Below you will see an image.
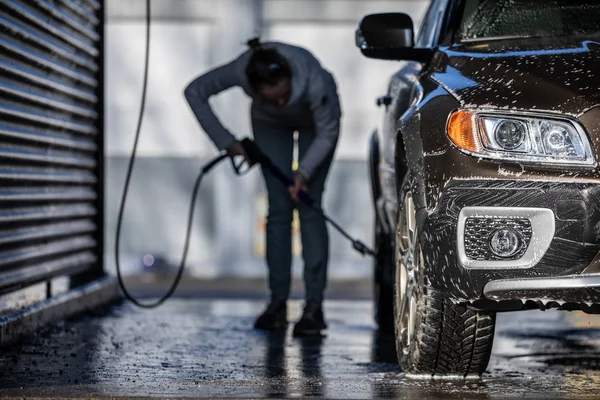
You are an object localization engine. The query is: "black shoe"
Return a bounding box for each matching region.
[254,301,288,331]
[293,303,327,337]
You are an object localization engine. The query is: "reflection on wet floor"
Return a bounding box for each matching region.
[1,299,600,398]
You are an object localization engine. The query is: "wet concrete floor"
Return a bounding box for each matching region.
[2,298,600,399]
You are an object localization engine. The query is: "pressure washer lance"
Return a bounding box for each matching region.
[239,138,376,257]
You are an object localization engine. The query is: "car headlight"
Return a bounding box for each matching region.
[447,110,595,166]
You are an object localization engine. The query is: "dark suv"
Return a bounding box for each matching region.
[357,0,600,376]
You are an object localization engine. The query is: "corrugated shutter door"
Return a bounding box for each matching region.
[0,0,102,294]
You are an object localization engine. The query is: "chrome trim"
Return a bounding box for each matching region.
[457,207,555,269]
[484,273,600,301]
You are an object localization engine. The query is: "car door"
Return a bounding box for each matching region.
[376,0,450,230]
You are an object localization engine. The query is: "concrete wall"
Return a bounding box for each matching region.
[105,0,429,279]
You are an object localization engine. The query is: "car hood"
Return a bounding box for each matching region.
[431,38,600,116]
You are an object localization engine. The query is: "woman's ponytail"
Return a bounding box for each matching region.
[246,37,262,51]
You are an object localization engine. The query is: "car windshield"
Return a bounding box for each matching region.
[458,0,600,41]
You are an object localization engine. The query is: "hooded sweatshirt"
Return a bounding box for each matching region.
[184,42,341,180]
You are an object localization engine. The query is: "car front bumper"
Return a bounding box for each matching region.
[483,272,600,304]
[423,179,600,307]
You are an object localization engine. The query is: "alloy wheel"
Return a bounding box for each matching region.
[395,191,420,354]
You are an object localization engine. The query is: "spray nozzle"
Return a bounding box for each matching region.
[352,240,376,257]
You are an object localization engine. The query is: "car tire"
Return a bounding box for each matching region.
[369,132,394,332]
[394,175,496,376]
[374,219,394,332]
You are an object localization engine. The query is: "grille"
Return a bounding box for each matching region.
[0,0,102,295]
[464,217,532,261]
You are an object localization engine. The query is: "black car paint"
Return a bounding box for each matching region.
[425,180,600,301]
[371,0,600,305]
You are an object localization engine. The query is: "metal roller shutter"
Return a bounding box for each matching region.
[0,0,103,297]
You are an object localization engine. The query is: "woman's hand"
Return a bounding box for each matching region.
[226,140,249,162]
[288,171,308,202]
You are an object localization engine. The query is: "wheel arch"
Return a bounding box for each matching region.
[396,110,426,217]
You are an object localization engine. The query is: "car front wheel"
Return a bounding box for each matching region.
[394,176,496,376]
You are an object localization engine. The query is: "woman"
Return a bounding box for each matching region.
[184,38,341,336]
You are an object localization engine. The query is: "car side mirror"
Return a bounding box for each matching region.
[356,13,433,62]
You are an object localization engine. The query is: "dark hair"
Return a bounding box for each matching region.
[245,37,291,91]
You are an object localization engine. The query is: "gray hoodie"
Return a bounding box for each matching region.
[184,42,341,180]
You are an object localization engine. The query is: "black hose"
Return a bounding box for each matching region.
[114,0,228,308]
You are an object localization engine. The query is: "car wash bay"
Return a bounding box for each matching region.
[2,0,600,398]
[2,295,600,399]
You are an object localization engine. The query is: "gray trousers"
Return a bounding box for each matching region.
[252,115,334,305]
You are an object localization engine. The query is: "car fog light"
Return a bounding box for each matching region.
[489,229,523,258]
